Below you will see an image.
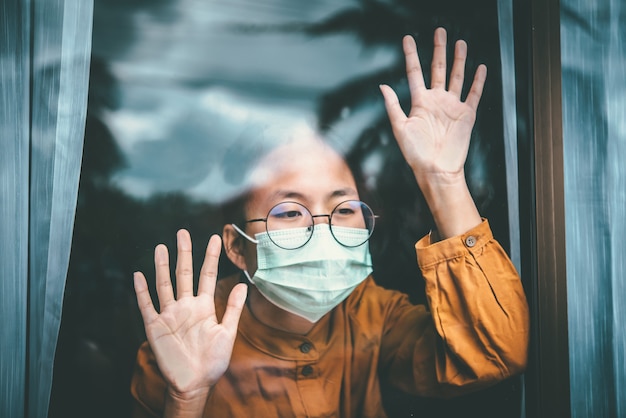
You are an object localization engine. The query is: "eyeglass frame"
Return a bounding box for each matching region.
[231,199,377,250]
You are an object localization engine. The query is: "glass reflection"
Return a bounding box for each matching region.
[50,0,517,417]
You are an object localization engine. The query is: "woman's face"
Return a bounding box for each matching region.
[240,137,359,275]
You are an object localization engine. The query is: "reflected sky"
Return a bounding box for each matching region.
[93,0,397,202]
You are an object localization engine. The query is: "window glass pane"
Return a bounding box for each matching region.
[50,1,521,417]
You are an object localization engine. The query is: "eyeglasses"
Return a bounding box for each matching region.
[236,200,376,250]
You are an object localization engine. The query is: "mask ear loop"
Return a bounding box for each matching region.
[231,223,259,244]
[241,269,256,284]
[231,224,258,284]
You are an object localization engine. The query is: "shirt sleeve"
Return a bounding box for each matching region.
[381,219,529,397]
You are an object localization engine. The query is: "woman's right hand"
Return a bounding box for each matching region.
[134,230,247,404]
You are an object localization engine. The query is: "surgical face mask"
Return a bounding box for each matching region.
[233,223,373,322]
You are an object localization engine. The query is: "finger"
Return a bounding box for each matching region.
[448,40,467,97]
[465,64,487,111]
[134,272,159,323]
[379,84,407,128]
[198,234,222,298]
[155,244,175,308]
[221,282,248,332]
[430,27,447,90]
[402,35,426,106]
[175,229,194,298]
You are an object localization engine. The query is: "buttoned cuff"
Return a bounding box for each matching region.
[415,219,493,269]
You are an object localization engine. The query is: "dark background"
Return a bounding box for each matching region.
[49,0,522,416]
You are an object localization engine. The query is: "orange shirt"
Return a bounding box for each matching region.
[131,220,529,417]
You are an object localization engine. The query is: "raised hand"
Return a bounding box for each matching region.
[379,27,485,238]
[380,27,486,185]
[133,231,247,402]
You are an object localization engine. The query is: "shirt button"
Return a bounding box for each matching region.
[300,342,312,354]
[301,365,313,376]
[465,236,477,247]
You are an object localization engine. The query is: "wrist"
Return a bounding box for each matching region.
[163,385,211,418]
[415,171,481,239]
[167,384,211,402]
[414,170,468,203]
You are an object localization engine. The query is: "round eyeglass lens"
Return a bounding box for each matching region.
[265,202,314,249]
[329,200,375,247]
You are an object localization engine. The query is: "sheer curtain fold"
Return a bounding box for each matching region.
[0,1,31,416]
[0,0,93,417]
[605,6,626,417]
[29,1,93,416]
[497,0,521,272]
[561,0,626,416]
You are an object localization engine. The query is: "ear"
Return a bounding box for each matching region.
[222,224,249,271]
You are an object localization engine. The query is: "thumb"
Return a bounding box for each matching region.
[380,84,407,128]
[221,283,247,332]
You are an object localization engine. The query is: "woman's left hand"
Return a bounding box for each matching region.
[379,27,486,187]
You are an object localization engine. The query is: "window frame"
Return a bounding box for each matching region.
[515,0,571,416]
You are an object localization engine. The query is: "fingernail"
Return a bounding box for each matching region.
[132,272,143,289]
[155,245,166,262]
[177,230,191,250]
[436,28,446,42]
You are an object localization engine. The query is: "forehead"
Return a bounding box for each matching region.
[246,137,357,211]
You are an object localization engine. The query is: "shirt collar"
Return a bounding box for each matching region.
[237,300,335,360]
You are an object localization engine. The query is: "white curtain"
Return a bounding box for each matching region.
[0,1,30,415]
[561,0,626,417]
[497,0,521,273]
[0,1,93,417]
